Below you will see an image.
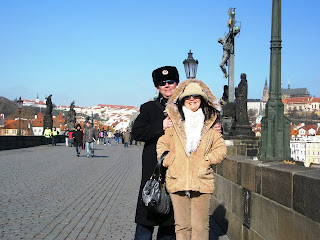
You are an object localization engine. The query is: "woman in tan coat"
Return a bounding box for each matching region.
[157,79,227,240]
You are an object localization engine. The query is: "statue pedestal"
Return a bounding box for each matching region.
[44,115,53,130]
[229,123,255,138]
[224,135,260,157]
[221,102,235,135]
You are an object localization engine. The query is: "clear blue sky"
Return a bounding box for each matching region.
[1,0,319,108]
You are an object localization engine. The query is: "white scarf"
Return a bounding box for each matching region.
[183,106,205,156]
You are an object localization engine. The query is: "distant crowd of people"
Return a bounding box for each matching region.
[44,123,135,158]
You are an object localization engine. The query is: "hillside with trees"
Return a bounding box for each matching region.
[0,96,38,119]
[0,97,17,116]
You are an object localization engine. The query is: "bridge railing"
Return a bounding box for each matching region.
[211,155,320,240]
[0,135,65,151]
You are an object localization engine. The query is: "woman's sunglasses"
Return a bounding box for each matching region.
[158,80,176,86]
[184,95,201,100]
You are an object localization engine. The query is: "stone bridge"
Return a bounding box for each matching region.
[0,137,319,239]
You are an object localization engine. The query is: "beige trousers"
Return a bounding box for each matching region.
[170,191,211,240]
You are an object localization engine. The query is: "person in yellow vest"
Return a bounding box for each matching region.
[43,126,52,145]
[52,127,59,146]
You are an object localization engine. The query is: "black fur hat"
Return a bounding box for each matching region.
[152,66,179,87]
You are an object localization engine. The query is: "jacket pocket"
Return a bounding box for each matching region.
[162,153,174,168]
[197,161,214,180]
[166,165,178,179]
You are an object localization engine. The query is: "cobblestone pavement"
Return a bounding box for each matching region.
[0,141,142,240]
[0,141,229,240]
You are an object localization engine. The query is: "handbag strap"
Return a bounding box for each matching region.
[150,151,169,182]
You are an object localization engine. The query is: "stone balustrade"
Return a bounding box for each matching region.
[0,135,65,151]
[211,155,320,239]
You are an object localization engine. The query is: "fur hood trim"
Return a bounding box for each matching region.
[165,79,221,143]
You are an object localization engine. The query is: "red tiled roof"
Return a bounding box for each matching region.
[36,111,44,119]
[283,97,320,104]
[98,104,138,110]
[3,120,18,129]
[33,119,43,127]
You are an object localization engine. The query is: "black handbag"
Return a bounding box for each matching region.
[142,151,171,214]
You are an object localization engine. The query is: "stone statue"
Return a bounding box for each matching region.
[45,94,53,115]
[67,101,76,129]
[218,34,233,79]
[69,101,76,122]
[235,73,249,124]
[218,7,240,79]
[220,85,229,105]
[44,94,53,130]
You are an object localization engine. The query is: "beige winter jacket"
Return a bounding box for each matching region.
[157,79,227,194]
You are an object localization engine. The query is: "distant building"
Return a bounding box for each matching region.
[290,123,320,167]
[306,141,320,167]
[247,99,265,118]
[262,78,269,102]
[32,112,44,136]
[283,97,320,114]
[22,94,47,109]
[281,88,310,99]
[0,119,32,136]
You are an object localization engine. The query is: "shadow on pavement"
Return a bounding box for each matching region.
[209,204,229,240]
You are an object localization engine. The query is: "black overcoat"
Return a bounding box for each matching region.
[132,96,174,227]
[72,130,83,147]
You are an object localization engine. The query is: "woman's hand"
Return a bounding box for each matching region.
[163,116,173,130]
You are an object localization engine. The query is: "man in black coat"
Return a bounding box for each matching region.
[132,66,179,240]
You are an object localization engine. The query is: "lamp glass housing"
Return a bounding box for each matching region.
[17,97,23,109]
[183,50,198,79]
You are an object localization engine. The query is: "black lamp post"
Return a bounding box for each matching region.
[17,96,23,136]
[183,50,198,79]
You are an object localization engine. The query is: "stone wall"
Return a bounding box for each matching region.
[0,135,65,151]
[211,155,320,240]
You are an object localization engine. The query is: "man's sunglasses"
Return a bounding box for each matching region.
[158,80,176,86]
[184,95,201,100]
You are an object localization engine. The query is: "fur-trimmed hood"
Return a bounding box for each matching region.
[165,79,221,141]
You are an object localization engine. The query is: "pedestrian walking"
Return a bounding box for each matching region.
[99,130,104,145]
[157,79,227,240]
[103,129,107,145]
[43,126,52,145]
[123,130,130,147]
[114,130,120,144]
[65,129,69,147]
[120,131,124,144]
[107,131,113,145]
[73,124,83,157]
[83,121,98,158]
[52,127,59,146]
[68,129,74,147]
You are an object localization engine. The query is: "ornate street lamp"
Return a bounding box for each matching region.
[17,96,23,136]
[183,50,198,79]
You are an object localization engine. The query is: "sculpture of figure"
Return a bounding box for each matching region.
[221,85,229,105]
[218,8,240,79]
[235,73,249,124]
[45,94,53,115]
[68,101,76,127]
[218,34,233,79]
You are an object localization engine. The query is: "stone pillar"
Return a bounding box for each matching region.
[228,53,234,103]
